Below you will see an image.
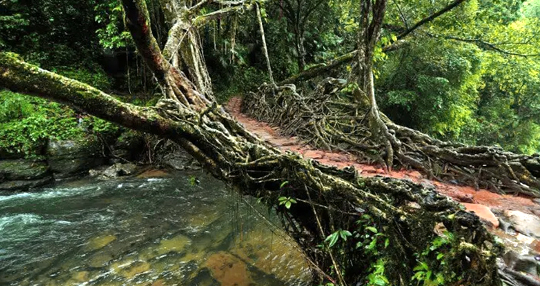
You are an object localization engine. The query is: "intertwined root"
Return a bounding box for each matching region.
[243,80,540,197]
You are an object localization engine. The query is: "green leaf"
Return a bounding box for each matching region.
[368,238,377,250]
[280,181,289,188]
[366,226,378,233]
[436,273,445,284]
[413,262,429,272]
[373,276,387,286]
[339,230,352,240]
[325,232,339,248]
[426,270,432,281]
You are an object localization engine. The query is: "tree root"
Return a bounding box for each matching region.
[243,80,540,197]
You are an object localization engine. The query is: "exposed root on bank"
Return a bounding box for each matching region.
[243,80,540,197]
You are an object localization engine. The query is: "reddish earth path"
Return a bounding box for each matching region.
[225,97,539,228]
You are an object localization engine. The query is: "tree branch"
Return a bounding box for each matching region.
[122,0,170,83]
[193,4,248,26]
[122,0,208,109]
[188,0,246,13]
[300,0,325,27]
[278,40,406,85]
[430,33,540,57]
[397,0,467,39]
[0,53,178,137]
[0,52,224,174]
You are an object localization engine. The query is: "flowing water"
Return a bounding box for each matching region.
[0,170,311,286]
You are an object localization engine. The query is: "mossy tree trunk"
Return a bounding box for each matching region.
[0,0,501,285]
[356,0,397,171]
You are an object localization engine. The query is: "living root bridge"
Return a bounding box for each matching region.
[243,81,540,197]
[0,51,502,286]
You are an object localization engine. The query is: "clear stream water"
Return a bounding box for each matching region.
[0,170,310,286]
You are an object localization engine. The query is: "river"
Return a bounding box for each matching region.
[0,170,311,286]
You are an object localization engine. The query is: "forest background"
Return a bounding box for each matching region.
[1,0,540,158]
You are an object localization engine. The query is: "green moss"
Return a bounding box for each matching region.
[2,52,24,62]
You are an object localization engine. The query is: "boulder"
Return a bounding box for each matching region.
[98,163,138,179]
[111,131,145,162]
[159,146,200,170]
[0,160,49,181]
[0,176,53,191]
[0,160,52,191]
[46,138,105,178]
[504,210,540,239]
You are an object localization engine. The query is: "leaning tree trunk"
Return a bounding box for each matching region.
[0,0,501,285]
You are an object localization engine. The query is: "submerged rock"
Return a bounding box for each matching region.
[85,234,117,251]
[117,260,150,279]
[204,251,253,286]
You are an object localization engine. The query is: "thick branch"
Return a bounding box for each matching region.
[278,50,357,85]
[189,0,246,12]
[0,53,177,137]
[278,40,406,85]
[122,0,170,82]
[0,52,223,175]
[193,5,248,26]
[122,0,208,109]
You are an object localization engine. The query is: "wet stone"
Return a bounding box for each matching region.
[462,203,499,228]
[504,250,540,276]
[204,251,253,286]
[504,210,540,239]
[0,176,53,191]
[88,252,114,268]
[0,160,49,181]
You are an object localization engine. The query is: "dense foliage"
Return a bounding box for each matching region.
[1,0,540,155]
